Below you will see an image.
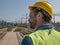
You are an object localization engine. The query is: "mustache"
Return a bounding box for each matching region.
[29,21,32,24]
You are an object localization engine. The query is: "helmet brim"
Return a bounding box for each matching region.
[28,6,37,10]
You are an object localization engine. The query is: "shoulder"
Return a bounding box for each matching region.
[21,36,33,45]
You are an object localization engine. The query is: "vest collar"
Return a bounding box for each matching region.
[36,24,54,30]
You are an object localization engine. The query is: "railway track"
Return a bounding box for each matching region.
[0,28,7,39]
[16,32,23,45]
[0,27,23,45]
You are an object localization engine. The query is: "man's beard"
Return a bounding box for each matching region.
[29,20,37,29]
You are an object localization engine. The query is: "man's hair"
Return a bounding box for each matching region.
[32,7,52,22]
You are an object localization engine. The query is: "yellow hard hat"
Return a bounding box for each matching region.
[29,1,53,17]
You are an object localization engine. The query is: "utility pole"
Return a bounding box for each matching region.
[53,14,60,23]
[26,13,27,24]
[53,15,55,23]
[15,18,17,26]
[21,16,22,24]
[26,13,27,27]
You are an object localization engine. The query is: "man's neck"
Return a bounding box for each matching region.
[36,22,49,29]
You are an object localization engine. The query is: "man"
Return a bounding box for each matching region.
[21,1,60,45]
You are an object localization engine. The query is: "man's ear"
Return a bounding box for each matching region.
[37,12,43,18]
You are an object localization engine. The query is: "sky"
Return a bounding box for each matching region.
[0,0,60,23]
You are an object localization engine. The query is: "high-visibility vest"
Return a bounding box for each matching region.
[28,29,60,45]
